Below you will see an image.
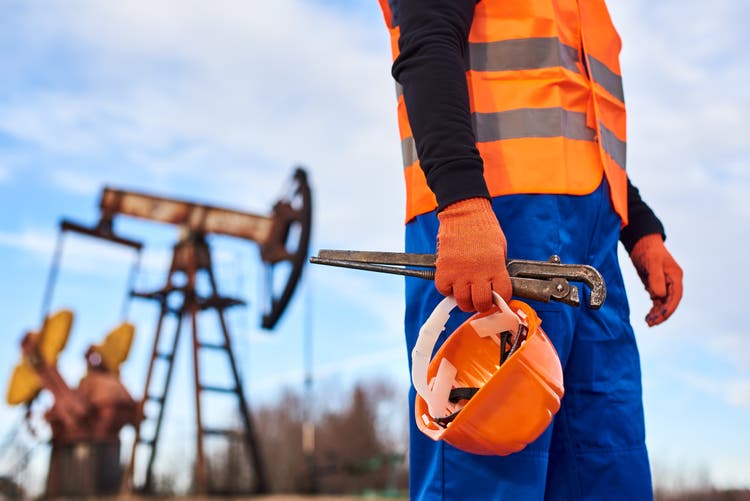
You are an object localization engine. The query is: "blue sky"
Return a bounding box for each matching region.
[0,0,748,492]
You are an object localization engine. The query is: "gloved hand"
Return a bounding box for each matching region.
[629,233,683,326]
[435,197,512,312]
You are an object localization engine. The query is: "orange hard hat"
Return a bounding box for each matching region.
[412,292,564,455]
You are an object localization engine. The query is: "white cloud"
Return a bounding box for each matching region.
[0,228,56,256]
[726,381,750,408]
[251,346,406,393]
[0,227,170,279]
[0,0,405,252]
[50,167,102,196]
[2,0,750,489]
[0,152,25,183]
[671,368,750,413]
[709,332,750,374]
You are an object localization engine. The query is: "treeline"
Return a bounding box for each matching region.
[655,490,750,501]
[146,376,750,499]
[202,376,410,496]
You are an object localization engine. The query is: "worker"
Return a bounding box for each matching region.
[378,0,684,499]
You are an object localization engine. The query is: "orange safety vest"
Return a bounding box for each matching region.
[379,0,629,226]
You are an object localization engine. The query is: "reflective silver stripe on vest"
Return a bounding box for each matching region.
[472,108,595,143]
[401,136,418,167]
[400,111,625,171]
[469,37,580,74]
[587,56,625,103]
[598,122,627,169]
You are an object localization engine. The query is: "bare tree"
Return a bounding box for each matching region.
[249,376,408,496]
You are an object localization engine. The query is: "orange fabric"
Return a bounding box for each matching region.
[467,69,592,114]
[479,138,604,195]
[594,92,627,139]
[380,0,629,226]
[628,234,684,326]
[435,198,511,312]
[378,0,393,29]
[404,164,437,217]
[405,139,605,220]
[396,97,413,141]
[470,1,582,47]
[577,0,622,70]
[415,299,564,455]
[603,155,628,226]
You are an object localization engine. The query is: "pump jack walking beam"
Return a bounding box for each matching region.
[97,167,312,329]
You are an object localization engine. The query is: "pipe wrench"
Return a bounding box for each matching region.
[310,250,606,309]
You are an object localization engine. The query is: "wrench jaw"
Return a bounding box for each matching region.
[549,277,580,308]
[509,277,579,307]
[506,255,606,309]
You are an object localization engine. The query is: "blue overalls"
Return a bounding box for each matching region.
[404,180,653,500]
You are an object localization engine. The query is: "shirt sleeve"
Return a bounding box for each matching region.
[619,178,667,252]
[391,0,489,212]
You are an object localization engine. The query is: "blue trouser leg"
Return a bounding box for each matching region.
[404,181,653,500]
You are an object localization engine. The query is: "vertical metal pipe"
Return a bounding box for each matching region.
[39,229,66,322]
[120,250,142,321]
[206,265,269,494]
[302,277,317,493]
[142,308,183,493]
[190,302,207,494]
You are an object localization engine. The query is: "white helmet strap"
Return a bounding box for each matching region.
[411,292,521,419]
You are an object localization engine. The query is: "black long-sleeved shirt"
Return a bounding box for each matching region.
[391,0,664,251]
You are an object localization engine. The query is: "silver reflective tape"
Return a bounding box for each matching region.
[598,122,627,169]
[472,108,596,143]
[401,136,418,168]
[399,111,624,171]
[588,56,625,103]
[469,37,580,74]
[395,82,403,99]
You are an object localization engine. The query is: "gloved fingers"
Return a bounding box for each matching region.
[434,270,453,298]
[647,260,684,326]
[645,297,667,326]
[491,273,513,303]
[629,233,668,299]
[646,252,682,327]
[452,281,476,313]
[663,272,683,320]
[646,290,678,326]
[470,282,494,313]
[434,197,509,312]
[645,257,667,299]
[435,275,507,313]
[434,267,492,312]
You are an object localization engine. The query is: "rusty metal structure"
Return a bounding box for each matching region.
[5,208,144,498]
[55,167,312,495]
[5,309,140,498]
[3,168,310,496]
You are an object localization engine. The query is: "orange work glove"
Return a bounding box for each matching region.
[629,233,684,326]
[435,197,512,312]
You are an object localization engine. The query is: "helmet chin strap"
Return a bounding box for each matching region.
[412,292,523,421]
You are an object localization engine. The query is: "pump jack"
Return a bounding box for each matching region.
[61,168,312,495]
